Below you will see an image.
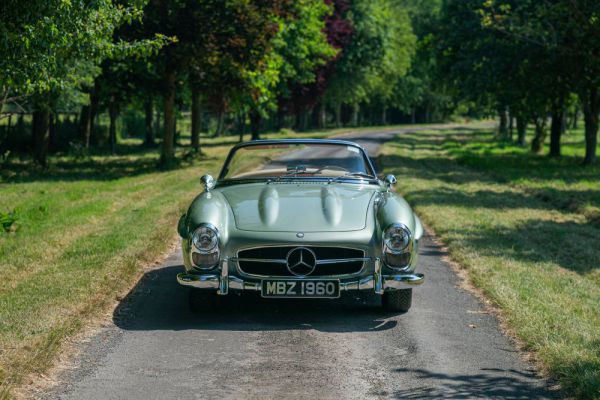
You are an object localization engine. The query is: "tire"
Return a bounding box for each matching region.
[188,289,219,312]
[382,288,412,312]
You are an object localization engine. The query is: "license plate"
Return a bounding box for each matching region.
[261,280,340,298]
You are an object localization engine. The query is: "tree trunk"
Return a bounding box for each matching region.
[297,109,308,131]
[334,103,341,128]
[78,105,91,147]
[108,100,118,155]
[144,99,155,147]
[381,106,387,126]
[161,69,176,166]
[317,102,326,129]
[190,89,202,152]
[48,113,57,152]
[550,105,564,157]
[411,107,416,124]
[250,110,261,140]
[516,116,527,147]
[155,106,161,139]
[16,114,24,137]
[173,112,178,147]
[508,111,514,142]
[215,110,225,137]
[275,107,285,131]
[582,87,599,165]
[88,89,98,147]
[571,106,579,130]
[350,104,359,127]
[498,107,508,139]
[32,108,50,166]
[238,113,246,142]
[531,116,547,153]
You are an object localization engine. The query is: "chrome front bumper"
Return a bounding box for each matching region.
[176,258,424,295]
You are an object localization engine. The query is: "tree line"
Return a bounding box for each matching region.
[0,0,598,167]
[437,0,599,164]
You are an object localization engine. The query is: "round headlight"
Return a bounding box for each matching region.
[191,225,219,254]
[384,224,411,254]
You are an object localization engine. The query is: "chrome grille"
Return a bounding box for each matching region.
[235,246,367,277]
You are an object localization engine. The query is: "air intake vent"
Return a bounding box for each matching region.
[236,246,366,277]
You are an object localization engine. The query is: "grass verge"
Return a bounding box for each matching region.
[381,127,599,399]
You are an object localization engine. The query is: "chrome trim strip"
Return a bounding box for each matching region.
[382,273,424,288]
[374,257,383,295]
[231,257,370,265]
[177,273,219,289]
[217,258,229,295]
[316,257,371,265]
[231,257,287,264]
[176,272,424,291]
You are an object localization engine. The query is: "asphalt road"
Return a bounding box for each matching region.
[42,126,556,399]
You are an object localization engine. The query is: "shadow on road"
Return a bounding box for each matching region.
[391,367,556,399]
[113,264,400,333]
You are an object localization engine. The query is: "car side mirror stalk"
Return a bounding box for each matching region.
[201,174,215,192]
[384,174,397,189]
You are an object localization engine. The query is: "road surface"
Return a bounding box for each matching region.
[42,126,556,399]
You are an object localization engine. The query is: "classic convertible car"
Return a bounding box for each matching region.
[176,139,424,312]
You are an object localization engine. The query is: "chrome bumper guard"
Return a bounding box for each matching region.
[177,258,424,295]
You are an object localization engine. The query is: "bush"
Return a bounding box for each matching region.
[0,209,19,233]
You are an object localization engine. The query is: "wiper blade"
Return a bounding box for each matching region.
[330,172,375,182]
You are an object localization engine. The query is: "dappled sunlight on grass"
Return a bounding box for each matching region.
[382,128,600,398]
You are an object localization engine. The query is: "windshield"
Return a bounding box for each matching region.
[220,143,375,181]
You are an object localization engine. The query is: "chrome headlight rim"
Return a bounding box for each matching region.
[191,223,220,254]
[383,223,412,255]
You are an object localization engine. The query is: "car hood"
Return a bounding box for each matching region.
[219,182,376,232]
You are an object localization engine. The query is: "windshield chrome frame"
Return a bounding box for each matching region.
[217,139,378,182]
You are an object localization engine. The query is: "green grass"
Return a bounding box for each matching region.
[381,127,600,399]
[0,128,346,398]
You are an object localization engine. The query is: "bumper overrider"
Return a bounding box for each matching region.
[177,258,424,295]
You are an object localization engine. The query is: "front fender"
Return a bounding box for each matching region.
[184,191,231,243]
[376,192,418,238]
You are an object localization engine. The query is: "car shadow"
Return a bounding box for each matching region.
[113,264,400,333]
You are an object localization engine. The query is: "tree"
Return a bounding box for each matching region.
[137,0,291,165]
[230,0,337,135]
[0,0,167,164]
[265,0,338,131]
[481,0,600,164]
[323,0,416,126]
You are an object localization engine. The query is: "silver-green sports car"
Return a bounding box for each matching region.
[176,139,424,312]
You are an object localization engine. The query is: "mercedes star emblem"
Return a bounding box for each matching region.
[286,247,317,276]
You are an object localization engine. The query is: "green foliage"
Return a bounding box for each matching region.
[0,209,18,233]
[242,0,337,115]
[391,0,454,120]
[0,0,168,105]
[325,0,416,106]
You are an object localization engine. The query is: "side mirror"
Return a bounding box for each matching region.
[200,174,215,191]
[177,214,187,238]
[384,174,397,188]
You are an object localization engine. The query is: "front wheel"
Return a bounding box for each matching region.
[382,288,412,312]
